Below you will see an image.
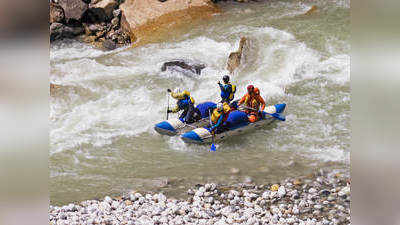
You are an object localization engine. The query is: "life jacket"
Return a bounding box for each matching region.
[211,103,230,124]
[251,98,260,111]
[243,94,254,107]
[221,83,236,101]
[229,84,236,101]
[177,93,194,109]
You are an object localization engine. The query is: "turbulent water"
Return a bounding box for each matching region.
[50,0,350,205]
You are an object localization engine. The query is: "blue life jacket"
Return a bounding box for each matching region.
[178,95,193,109]
[220,83,236,101]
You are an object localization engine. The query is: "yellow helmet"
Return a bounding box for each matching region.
[183,90,190,96]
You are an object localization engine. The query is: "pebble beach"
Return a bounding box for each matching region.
[49,169,350,225]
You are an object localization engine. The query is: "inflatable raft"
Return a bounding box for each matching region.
[180,103,286,143]
[154,102,216,136]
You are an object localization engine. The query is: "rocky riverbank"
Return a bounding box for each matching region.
[50,0,131,50]
[49,169,350,224]
[49,0,263,50]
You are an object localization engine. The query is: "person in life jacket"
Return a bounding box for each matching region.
[218,75,236,103]
[247,87,266,122]
[238,84,256,113]
[167,88,201,124]
[209,102,231,133]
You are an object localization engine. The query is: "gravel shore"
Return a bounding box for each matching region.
[49,169,350,225]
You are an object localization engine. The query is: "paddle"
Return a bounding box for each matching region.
[166,90,170,120]
[208,109,216,151]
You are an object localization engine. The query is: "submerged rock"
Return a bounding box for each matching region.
[161,59,206,75]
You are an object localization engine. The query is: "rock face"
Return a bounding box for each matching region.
[50,3,65,24]
[58,0,89,22]
[161,59,206,75]
[226,37,248,74]
[120,0,219,45]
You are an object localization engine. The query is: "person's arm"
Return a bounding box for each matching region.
[238,95,246,105]
[218,82,224,91]
[211,114,224,130]
[258,96,266,111]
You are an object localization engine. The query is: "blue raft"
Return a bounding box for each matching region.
[181,103,286,143]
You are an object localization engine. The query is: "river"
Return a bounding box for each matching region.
[50,0,350,205]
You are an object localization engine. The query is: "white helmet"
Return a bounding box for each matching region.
[216,103,223,111]
[174,87,181,93]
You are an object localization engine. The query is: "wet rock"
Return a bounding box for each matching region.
[50,23,84,41]
[227,37,248,74]
[50,3,65,23]
[58,0,89,22]
[161,59,206,75]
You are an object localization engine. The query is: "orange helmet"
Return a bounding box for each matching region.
[254,87,260,95]
[247,85,254,94]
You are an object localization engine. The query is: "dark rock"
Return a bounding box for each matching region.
[102,39,117,50]
[50,23,84,41]
[161,59,206,75]
[86,0,118,22]
[58,0,89,22]
[50,3,65,24]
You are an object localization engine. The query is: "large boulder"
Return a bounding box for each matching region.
[50,3,65,24]
[50,23,85,41]
[58,0,88,22]
[120,0,219,45]
[227,37,248,75]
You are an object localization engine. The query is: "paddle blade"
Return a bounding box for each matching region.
[210,143,216,151]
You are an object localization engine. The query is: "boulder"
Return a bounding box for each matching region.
[161,59,206,75]
[50,3,65,24]
[58,0,88,22]
[87,0,118,22]
[50,23,85,41]
[120,0,219,45]
[226,37,248,75]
